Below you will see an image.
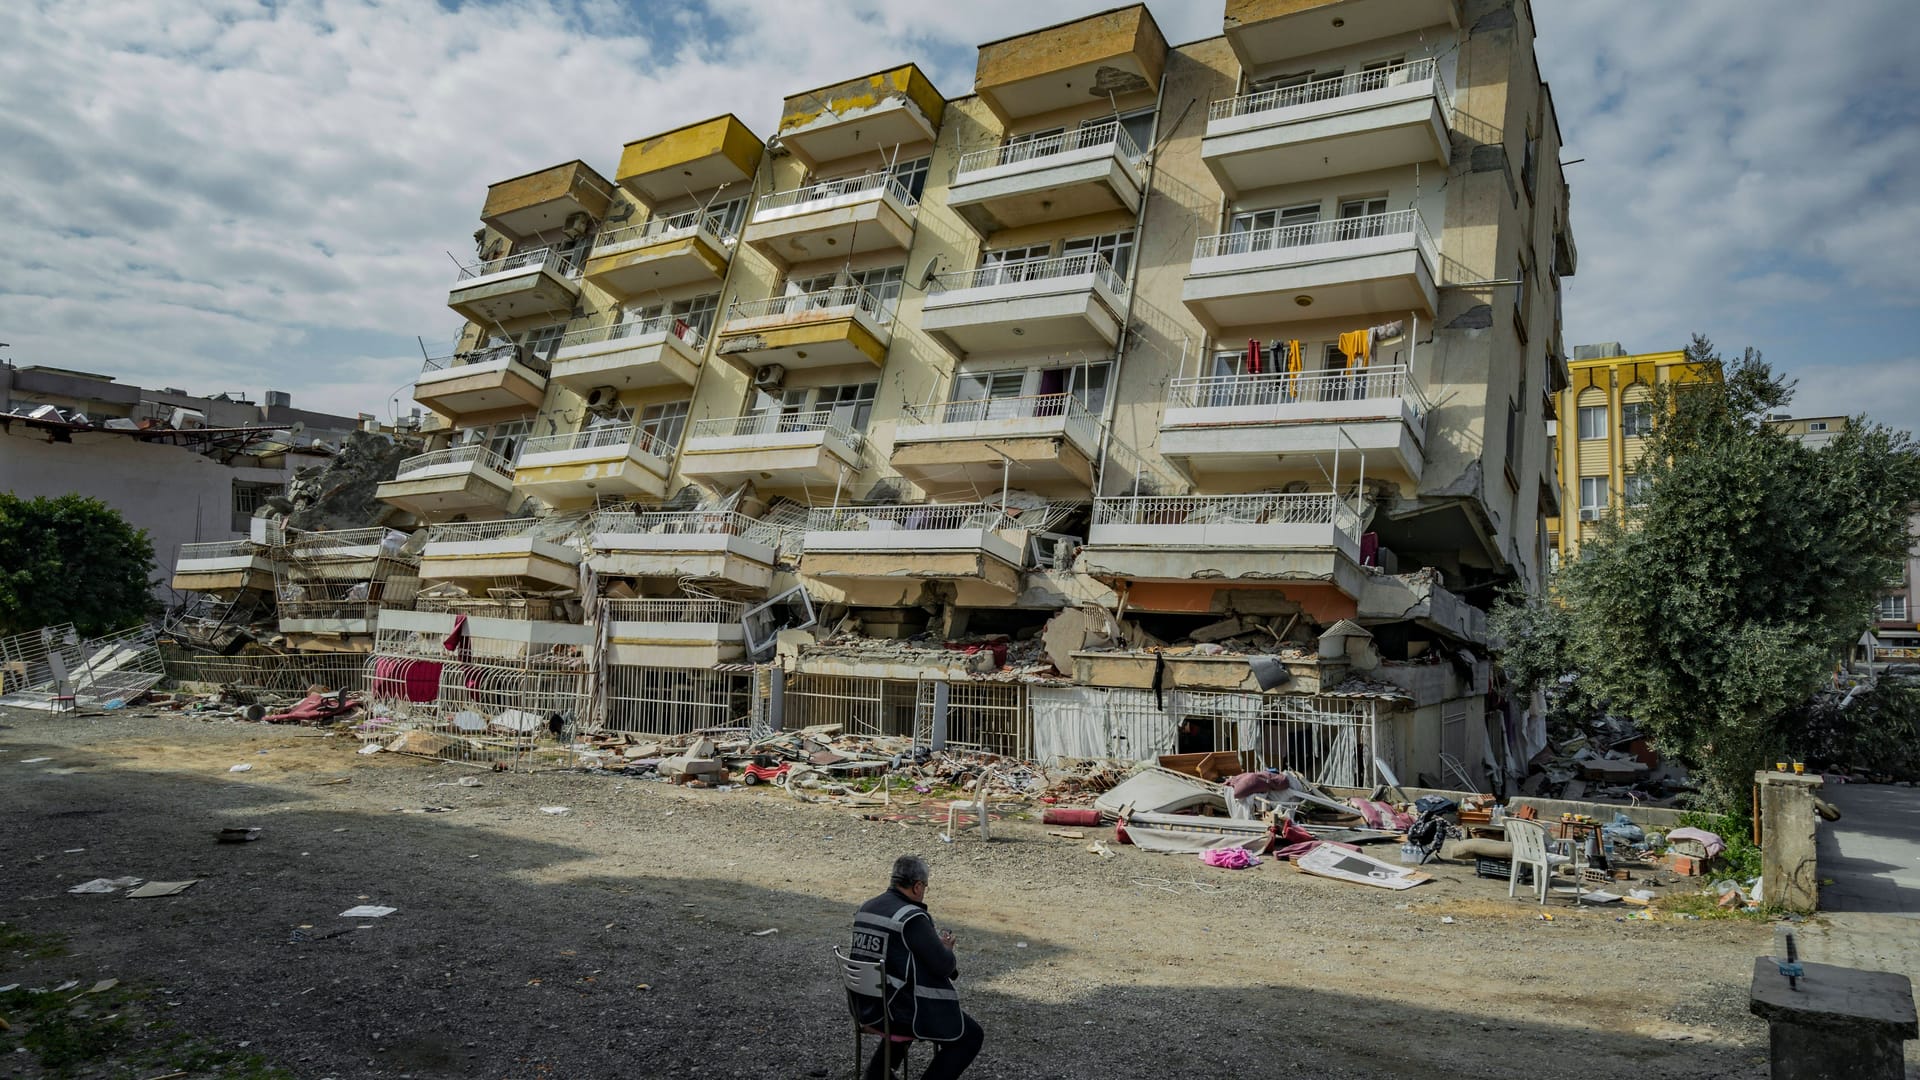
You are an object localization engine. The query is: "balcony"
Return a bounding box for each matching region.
[170,540,276,596]
[1203,59,1453,195]
[376,607,595,655]
[973,4,1166,124]
[777,64,945,173]
[1159,366,1429,486]
[1081,493,1367,596]
[511,425,676,507]
[549,318,705,395]
[891,394,1102,498]
[446,247,581,324]
[799,503,1027,600]
[921,253,1125,356]
[587,509,781,590]
[375,446,516,521]
[616,114,764,208]
[418,519,583,592]
[713,287,893,372]
[581,215,732,297]
[276,528,419,639]
[678,411,864,493]
[1182,209,1439,332]
[604,598,748,667]
[480,160,615,243]
[1223,0,1462,69]
[946,120,1144,234]
[743,173,918,268]
[410,344,547,422]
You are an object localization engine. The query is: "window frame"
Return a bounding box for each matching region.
[1576,404,1608,441]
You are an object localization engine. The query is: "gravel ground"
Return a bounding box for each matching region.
[0,706,1776,1079]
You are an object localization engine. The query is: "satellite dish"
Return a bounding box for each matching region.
[911,258,941,291]
[289,420,305,437]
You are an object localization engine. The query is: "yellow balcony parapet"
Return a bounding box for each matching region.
[1223,0,1460,69]
[616,115,765,208]
[973,4,1167,123]
[480,160,616,242]
[777,64,946,172]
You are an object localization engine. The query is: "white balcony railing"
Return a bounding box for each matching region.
[687,408,866,448]
[1193,209,1438,270]
[931,252,1125,299]
[1209,57,1452,124]
[593,508,752,536]
[1094,493,1361,536]
[452,246,579,284]
[517,424,677,462]
[956,118,1142,178]
[727,286,892,324]
[754,172,918,216]
[605,598,746,624]
[807,502,1011,533]
[593,209,735,252]
[418,343,538,378]
[556,316,706,354]
[904,393,1101,446]
[178,540,258,562]
[1167,365,1430,412]
[394,445,514,481]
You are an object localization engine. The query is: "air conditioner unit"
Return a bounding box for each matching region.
[1579,509,1601,522]
[584,386,620,411]
[753,364,787,390]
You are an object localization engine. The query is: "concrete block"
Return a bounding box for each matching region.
[1749,957,1916,1079]
[1757,770,1824,914]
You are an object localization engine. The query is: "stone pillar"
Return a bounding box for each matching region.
[1756,770,1823,913]
[767,668,785,734]
[1750,958,1917,1079]
[930,681,949,752]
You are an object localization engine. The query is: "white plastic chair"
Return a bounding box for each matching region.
[1505,818,1552,904]
[945,768,993,841]
[834,945,912,1079]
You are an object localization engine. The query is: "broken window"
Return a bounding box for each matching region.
[231,480,280,534]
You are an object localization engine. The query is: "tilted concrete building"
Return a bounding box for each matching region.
[178,0,1578,790]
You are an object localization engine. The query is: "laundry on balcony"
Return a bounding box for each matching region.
[1338,328,1372,369]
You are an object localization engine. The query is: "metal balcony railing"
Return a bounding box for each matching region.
[177,539,259,562]
[452,246,579,283]
[806,502,1011,533]
[1167,364,1430,412]
[753,172,918,216]
[1209,57,1452,123]
[1093,493,1360,535]
[931,252,1125,298]
[592,508,753,537]
[605,598,747,624]
[517,424,677,462]
[414,595,565,621]
[418,343,530,378]
[903,393,1101,447]
[1193,209,1438,269]
[423,516,586,545]
[593,209,734,251]
[281,527,406,561]
[687,409,866,448]
[555,316,706,355]
[726,285,891,324]
[394,445,514,481]
[956,118,1143,178]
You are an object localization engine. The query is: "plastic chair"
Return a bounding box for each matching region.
[1504,818,1552,904]
[834,945,913,1079]
[945,769,993,841]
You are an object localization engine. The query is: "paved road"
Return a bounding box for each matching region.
[1796,781,1920,1075]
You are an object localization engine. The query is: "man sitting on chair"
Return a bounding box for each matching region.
[849,855,985,1079]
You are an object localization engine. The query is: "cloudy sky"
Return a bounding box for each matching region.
[3,0,1916,434]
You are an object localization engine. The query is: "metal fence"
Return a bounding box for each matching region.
[159,645,371,697]
[686,409,866,448]
[942,682,1031,759]
[754,172,918,216]
[1194,208,1438,266]
[783,674,929,742]
[394,445,514,481]
[727,285,891,324]
[1209,57,1450,121]
[603,665,759,737]
[453,246,578,282]
[1092,492,1355,529]
[931,251,1124,298]
[0,624,166,709]
[366,621,592,770]
[805,502,1011,533]
[957,118,1142,177]
[556,315,706,355]
[1166,365,1429,411]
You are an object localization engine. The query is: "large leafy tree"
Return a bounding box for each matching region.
[0,493,156,637]
[1500,336,1920,808]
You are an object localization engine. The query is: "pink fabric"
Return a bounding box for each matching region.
[264,692,359,724]
[1273,839,1361,862]
[1199,848,1261,869]
[1228,771,1289,799]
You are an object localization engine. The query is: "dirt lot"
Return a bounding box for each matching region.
[0,706,1777,1079]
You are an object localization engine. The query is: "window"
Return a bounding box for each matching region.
[1576,405,1607,440]
[626,293,720,338]
[951,362,1111,419]
[523,323,566,363]
[1337,197,1389,240]
[1357,57,1404,93]
[231,480,280,534]
[1505,397,1521,468]
[1002,127,1065,163]
[1579,476,1609,520]
[1622,400,1654,438]
[1880,595,1910,622]
[1230,203,1320,251]
[1063,229,1135,278]
[818,382,878,432]
[888,156,931,200]
[1623,474,1651,505]
[1514,252,1531,339]
[1809,421,1830,432]
[1088,108,1156,153]
[1521,128,1540,199]
[636,401,689,455]
[979,244,1055,284]
[484,419,531,464]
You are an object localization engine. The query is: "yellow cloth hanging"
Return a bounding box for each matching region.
[1285,339,1303,374]
[1337,329,1372,369]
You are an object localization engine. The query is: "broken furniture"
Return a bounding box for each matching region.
[835,945,915,1080]
[1749,952,1916,1079]
[1505,818,1552,905]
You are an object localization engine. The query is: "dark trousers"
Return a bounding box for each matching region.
[866,1012,984,1080]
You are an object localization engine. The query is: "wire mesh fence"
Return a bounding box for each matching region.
[603,665,758,738]
[158,645,371,697]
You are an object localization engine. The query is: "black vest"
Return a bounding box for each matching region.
[850,889,964,1041]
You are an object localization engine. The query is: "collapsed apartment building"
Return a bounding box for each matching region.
[165,0,1575,791]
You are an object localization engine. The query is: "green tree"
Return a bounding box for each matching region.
[1498,335,1920,809]
[0,493,157,637]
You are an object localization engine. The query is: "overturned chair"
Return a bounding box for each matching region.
[834,945,915,1079]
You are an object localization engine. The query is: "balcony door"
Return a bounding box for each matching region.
[1231,204,1319,253]
[980,244,1052,286]
[1337,197,1389,240]
[951,370,1028,422]
[1002,127,1065,165]
[636,401,688,457]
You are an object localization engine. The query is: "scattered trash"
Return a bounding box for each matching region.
[433,776,483,788]
[128,880,198,898]
[20,757,51,764]
[749,928,779,937]
[228,763,253,773]
[339,905,397,918]
[1087,840,1115,859]
[1295,844,1432,890]
[357,744,383,756]
[539,806,570,815]
[71,979,118,999]
[1441,916,1456,924]
[1047,830,1086,839]
[50,979,80,993]
[1015,941,1028,949]
[1198,848,1261,870]
[69,876,143,895]
[216,827,262,844]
